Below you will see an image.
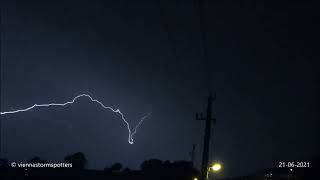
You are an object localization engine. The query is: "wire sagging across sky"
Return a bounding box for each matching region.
[0,94,151,144]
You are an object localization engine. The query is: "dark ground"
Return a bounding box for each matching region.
[0,157,319,179]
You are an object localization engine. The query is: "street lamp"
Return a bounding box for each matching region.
[211,163,222,172]
[206,163,222,180]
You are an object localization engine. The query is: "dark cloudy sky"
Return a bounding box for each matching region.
[1,0,319,178]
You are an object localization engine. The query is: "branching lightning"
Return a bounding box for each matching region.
[0,94,151,144]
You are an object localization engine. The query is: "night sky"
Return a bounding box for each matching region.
[1,0,319,178]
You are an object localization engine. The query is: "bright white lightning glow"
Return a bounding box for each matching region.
[0,94,151,144]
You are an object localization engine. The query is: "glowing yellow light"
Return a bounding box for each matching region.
[211,163,222,172]
[193,178,198,180]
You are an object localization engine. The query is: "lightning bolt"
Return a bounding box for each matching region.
[0,94,151,144]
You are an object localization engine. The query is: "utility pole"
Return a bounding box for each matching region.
[195,0,215,178]
[196,92,216,180]
[190,144,196,165]
[0,7,2,158]
[0,113,1,159]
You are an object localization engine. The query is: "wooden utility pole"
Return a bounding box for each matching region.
[0,8,2,158]
[196,93,216,180]
[190,144,196,164]
[195,0,216,178]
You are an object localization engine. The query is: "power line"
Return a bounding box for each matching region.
[158,0,179,62]
[193,0,212,94]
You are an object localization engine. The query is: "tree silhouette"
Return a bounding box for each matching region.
[104,162,123,173]
[140,159,199,179]
[0,158,9,169]
[141,159,163,173]
[64,152,87,169]
[110,163,122,172]
[123,167,131,174]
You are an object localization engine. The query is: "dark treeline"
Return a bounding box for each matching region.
[0,152,199,180]
[1,153,319,179]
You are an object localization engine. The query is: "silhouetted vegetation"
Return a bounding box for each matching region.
[64,152,87,169]
[1,153,318,179]
[0,152,199,180]
[104,162,123,173]
[0,158,9,169]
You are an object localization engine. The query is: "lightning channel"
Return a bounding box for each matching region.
[0,94,151,144]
